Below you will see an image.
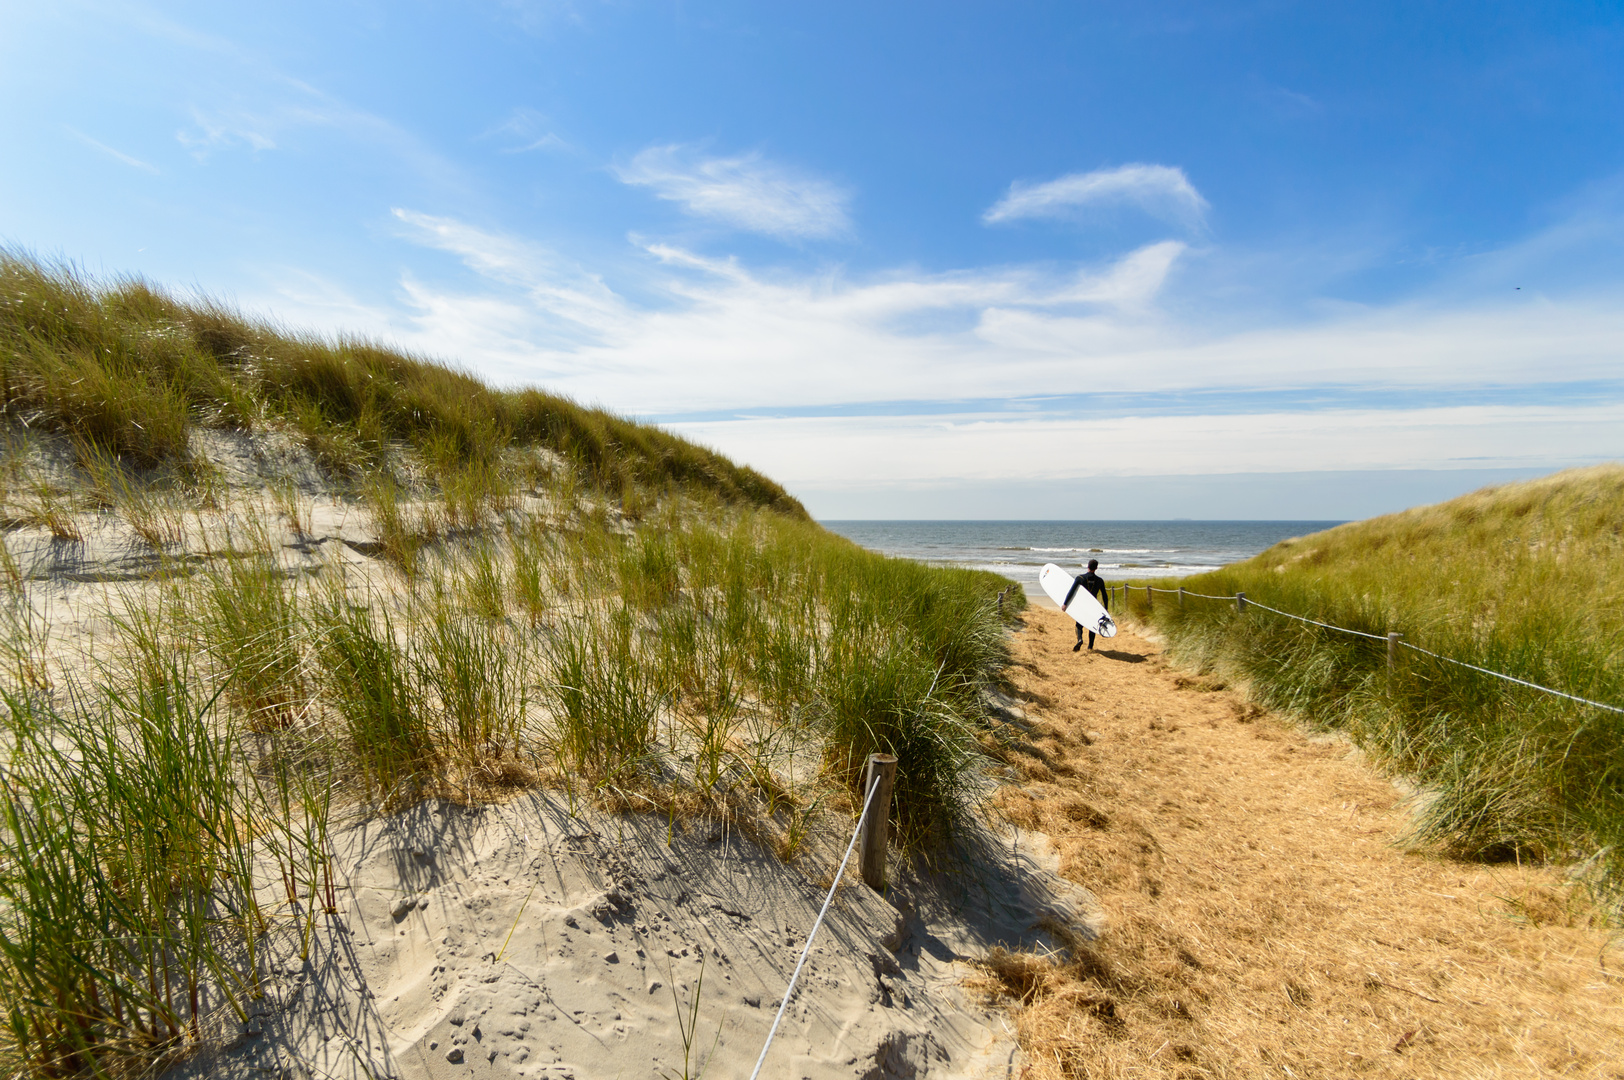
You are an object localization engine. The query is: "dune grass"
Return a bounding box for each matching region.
[194,556,306,729]
[525,505,1022,846]
[0,488,1020,1076]
[1120,465,1624,900]
[0,251,1029,1077]
[0,657,325,1078]
[0,252,803,515]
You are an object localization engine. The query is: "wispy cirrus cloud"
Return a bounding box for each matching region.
[389,208,627,340]
[147,40,467,191]
[1048,240,1187,308]
[984,163,1209,230]
[614,145,852,240]
[34,4,469,190]
[177,106,279,154]
[277,210,1187,398]
[479,108,572,154]
[67,128,160,173]
[297,209,1623,419]
[249,201,1622,512]
[175,95,462,192]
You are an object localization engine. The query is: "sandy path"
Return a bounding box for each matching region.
[987,605,1624,1079]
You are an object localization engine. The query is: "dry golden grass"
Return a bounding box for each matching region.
[973,606,1624,1079]
[1125,463,1624,896]
[1242,465,1624,632]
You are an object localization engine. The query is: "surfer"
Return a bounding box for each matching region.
[1066,559,1109,652]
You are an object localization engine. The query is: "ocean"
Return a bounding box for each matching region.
[819,520,1343,585]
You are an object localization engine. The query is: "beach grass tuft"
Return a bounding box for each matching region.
[0,653,329,1077]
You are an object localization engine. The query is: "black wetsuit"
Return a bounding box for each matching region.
[1064,571,1108,649]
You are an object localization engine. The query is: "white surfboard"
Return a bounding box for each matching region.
[1038,562,1117,639]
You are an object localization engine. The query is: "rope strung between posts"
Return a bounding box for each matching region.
[1241,598,1391,641]
[1397,640,1624,715]
[747,769,884,1080]
[1116,580,1623,713]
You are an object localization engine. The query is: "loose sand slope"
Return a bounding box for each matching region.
[987,606,1624,1079]
[165,787,1104,1080]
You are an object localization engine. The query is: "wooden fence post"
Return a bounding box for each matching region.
[1178,586,1186,607]
[1387,632,1402,673]
[1236,591,1247,613]
[1145,585,1153,611]
[859,753,898,893]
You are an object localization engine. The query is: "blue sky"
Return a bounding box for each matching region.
[3,1,1622,518]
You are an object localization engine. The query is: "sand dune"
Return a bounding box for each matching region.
[165,789,1099,1080]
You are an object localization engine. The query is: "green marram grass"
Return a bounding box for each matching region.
[0,509,1022,1076]
[0,251,803,514]
[526,505,1023,847]
[1118,465,1624,903]
[0,659,326,1078]
[0,252,1028,1077]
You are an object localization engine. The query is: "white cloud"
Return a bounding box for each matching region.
[389,209,627,341]
[614,145,852,239]
[68,128,160,174]
[357,216,1621,415]
[480,108,572,154]
[1048,240,1186,308]
[163,60,465,191]
[178,107,278,154]
[1259,84,1323,119]
[88,6,467,186]
[175,99,461,192]
[252,208,1623,497]
[355,219,1195,399]
[984,164,1209,230]
[668,404,1624,490]
[392,209,544,284]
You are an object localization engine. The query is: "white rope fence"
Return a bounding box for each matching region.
[1123,584,1623,715]
[747,769,884,1080]
[1152,587,1231,601]
[1241,598,1391,642]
